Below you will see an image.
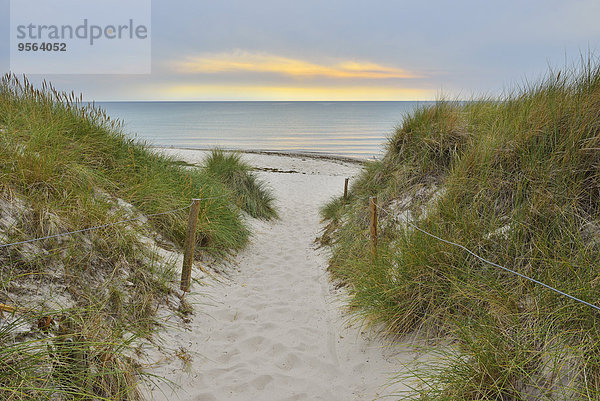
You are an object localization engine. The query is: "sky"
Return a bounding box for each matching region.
[1,0,599,101]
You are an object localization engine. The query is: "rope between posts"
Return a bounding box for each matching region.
[0,194,229,250]
[369,199,600,313]
[191,194,229,201]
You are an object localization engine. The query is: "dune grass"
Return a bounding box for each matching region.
[0,74,275,399]
[203,149,277,220]
[321,61,600,399]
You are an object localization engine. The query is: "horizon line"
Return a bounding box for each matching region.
[87,99,441,103]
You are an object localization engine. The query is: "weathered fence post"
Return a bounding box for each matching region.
[343,178,349,200]
[0,303,15,318]
[181,196,202,292]
[369,196,378,258]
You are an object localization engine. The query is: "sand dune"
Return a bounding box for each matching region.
[143,150,425,401]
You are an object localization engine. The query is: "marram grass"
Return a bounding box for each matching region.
[203,149,277,220]
[0,74,275,399]
[321,61,600,400]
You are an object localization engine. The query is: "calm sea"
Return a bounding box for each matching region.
[97,101,430,159]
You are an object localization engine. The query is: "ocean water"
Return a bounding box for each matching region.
[97,101,431,159]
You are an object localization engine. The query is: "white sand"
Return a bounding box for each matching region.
[142,149,425,401]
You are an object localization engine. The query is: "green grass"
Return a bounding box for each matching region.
[203,149,277,220]
[0,310,141,400]
[320,60,600,399]
[0,74,275,399]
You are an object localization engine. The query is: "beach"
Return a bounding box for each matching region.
[142,149,424,401]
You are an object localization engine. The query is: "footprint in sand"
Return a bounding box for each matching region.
[144,152,424,401]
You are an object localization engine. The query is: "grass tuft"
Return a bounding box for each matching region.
[203,149,278,220]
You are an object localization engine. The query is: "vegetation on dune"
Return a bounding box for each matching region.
[0,74,275,399]
[321,61,600,399]
[203,149,277,220]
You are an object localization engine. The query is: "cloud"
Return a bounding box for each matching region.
[157,83,435,101]
[172,51,419,79]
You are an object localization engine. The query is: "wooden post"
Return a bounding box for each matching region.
[0,303,16,319]
[369,196,378,258]
[343,178,349,200]
[181,197,202,292]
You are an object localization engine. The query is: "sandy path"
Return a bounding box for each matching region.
[144,150,421,401]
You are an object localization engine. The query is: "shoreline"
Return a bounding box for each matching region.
[150,145,369,165]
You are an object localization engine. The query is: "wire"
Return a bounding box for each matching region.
[0,194,228,250]
[371,201,600,313]
[192,194,229,201]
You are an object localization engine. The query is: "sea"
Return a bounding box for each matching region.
[97,101,431,160]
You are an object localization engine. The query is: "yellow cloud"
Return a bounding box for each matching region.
[173,51,418,79]
[159,84,435,101]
